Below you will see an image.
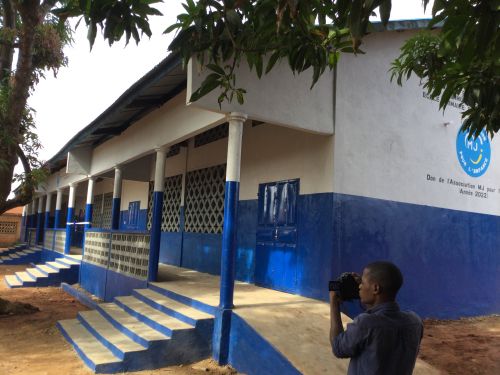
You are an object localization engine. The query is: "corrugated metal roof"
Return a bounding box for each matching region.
[46,53,184,172]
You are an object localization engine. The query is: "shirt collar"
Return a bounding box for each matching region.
[366,301,400,314]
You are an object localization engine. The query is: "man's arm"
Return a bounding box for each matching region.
[329,291,344,346]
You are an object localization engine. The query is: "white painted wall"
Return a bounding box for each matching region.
[188,59,334,135]
[165,146,188,178]
[90,92,225,176]
[121,180,149,210]
[93,178,114,196]
[240,122,334,200]
[334,30,500,216]
[44,169,87,193]
[187,137,228,172]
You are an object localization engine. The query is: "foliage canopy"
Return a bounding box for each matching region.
[0,0,498,215]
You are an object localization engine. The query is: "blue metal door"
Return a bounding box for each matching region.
[127,201,140,230]
[255,179,299,292]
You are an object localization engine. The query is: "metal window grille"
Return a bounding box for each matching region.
[54,230,66,253]
[83,231,111,267]
[109,233,150,280]
[93,194,104,227]
[0,222,17,234]
[102,193,113,229]
[194,123,228,147]
[167,143,181,158]
[162,175,182,232]
[184,164,226,233]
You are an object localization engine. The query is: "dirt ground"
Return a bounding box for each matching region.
[0,264,499,375]
[0,265,236,375]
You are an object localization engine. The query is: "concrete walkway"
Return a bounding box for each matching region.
[155,265,439,375]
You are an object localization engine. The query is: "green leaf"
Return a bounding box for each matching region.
[265,51,280,74]
[206,64,226,76]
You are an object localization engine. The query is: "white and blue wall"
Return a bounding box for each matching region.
[36,26,499,320]
[332,30,500,318]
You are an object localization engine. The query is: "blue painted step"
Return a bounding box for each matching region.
[58,286,214,373]
[4,256,80,288]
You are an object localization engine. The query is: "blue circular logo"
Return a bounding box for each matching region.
[456,128,491,177]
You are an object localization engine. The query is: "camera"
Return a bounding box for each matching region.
[329,272,360,301]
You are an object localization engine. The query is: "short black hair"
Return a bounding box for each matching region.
[365,261,403,298]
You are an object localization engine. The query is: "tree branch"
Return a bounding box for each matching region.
[0,0,16,82]
[16,144,31,175]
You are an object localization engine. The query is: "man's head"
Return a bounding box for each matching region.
[359,261,403,306]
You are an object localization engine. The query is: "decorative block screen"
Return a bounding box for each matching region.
[146,182,154,231]
[83,231,111,267]
[44,229,54,250]
[194,123,228,147]
[184,164,226,233]
[0,222,17,234]
[146,176,183,232]
[109,233,150,279]
[102,193,113,229]
[93,194,103,227]
[162,175,182,232]
[54,230,66,253]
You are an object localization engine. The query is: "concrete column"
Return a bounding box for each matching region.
[54,189,63,228]
[148,148,166,282]
[36,196,44,244]
[44,192,52,229]
[21,205,27,242]
[64,184,76,255]
[213,112,246,364]
[85,177,95,230]
[111,166,122,230]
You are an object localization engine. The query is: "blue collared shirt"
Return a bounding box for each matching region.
[333,302,423,375]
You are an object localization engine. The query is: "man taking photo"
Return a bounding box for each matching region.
[330,261,423,375]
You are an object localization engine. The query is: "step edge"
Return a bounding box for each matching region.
[132,290,199,326]
[77,311,147,359]
[95,304,155,348]
[57,320,123,372]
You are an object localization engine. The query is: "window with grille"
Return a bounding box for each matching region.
[146,175,182,232]
[194,123,228,147]
[0,222,17,234]
[184,164,226,234]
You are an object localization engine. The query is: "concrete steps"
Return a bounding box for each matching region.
[0,244,41,265]
[4,256,80,288]
[58,286,214,373]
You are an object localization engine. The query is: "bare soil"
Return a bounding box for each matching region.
[0,264,499,374]
[0,264,236,375]
[419,315,500,375]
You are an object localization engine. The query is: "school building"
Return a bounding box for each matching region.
[10,20,499,374]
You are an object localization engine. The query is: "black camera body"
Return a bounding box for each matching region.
[329,272,360,301]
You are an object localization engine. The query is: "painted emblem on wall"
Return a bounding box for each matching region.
[456,128,491,177]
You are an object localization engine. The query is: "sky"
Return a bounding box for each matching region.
[27,0,433,164]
